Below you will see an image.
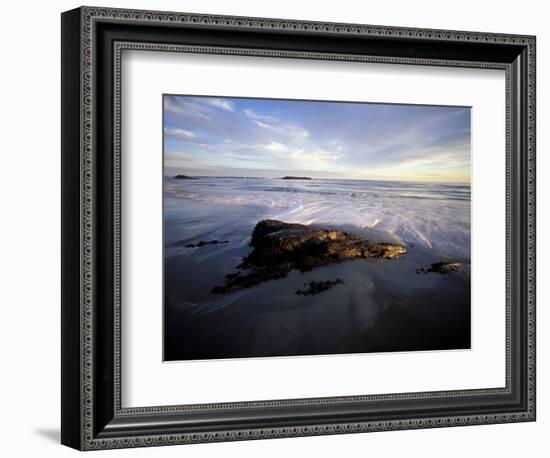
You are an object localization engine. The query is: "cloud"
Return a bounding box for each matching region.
[164,97,185,115]
[164,97,212,120]
[253,120,309,140]
[286,146,340,170]
[243,108,275,121]
[242,142,339,171]
[165,150,194,161]
[208,98,235,111]
[164,127,196,140]
[252,120,271,129]
[259,141,289,155]
[244,107,310,140]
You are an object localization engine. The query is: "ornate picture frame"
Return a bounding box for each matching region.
[61,6,536,450]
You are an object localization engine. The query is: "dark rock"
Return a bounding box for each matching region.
[296,279,344,296]
[185,240,229,248]
[416,260,463,274]
[281,176,311,180]
[174,174,194,179]
[213,219,406,293]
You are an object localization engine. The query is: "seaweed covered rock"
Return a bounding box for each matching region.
[416,260,463,274]
[213,219,406,293]
[185,240,229,248]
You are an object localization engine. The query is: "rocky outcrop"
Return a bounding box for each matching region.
[174,174,194,179]
[281,176,311,180]
[417,260,463,274]
[212,219,406,293]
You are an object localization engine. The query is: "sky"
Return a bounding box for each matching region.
[163,95,471,183]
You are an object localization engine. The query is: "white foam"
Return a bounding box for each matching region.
[165,177,470,259]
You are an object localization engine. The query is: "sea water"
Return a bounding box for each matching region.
[163,177,471,360]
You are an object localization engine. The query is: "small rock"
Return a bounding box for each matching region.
[185,240,229,248]
[418,260,463,274]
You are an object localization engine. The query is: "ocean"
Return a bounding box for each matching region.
[163,176,471,360]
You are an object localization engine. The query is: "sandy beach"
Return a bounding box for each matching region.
[163,176,471,361]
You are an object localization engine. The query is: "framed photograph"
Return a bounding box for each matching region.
[61,6,536,450]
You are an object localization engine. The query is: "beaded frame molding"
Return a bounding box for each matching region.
[61,6,536,451]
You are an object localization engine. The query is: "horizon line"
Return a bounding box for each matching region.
[165,174,471,185]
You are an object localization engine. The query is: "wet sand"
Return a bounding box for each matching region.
[164,198,470,361]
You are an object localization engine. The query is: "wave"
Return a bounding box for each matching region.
[165,177,471,259]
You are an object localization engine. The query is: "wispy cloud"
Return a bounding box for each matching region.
[208,98,235,111]
[243,108,275,121]
[164,97,207,120]
[164,127,196,140]
[165,150,194,161]
[253,119,309,139]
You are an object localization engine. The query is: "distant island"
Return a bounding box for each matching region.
[281,176,312,180]
[174,174,195,179]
